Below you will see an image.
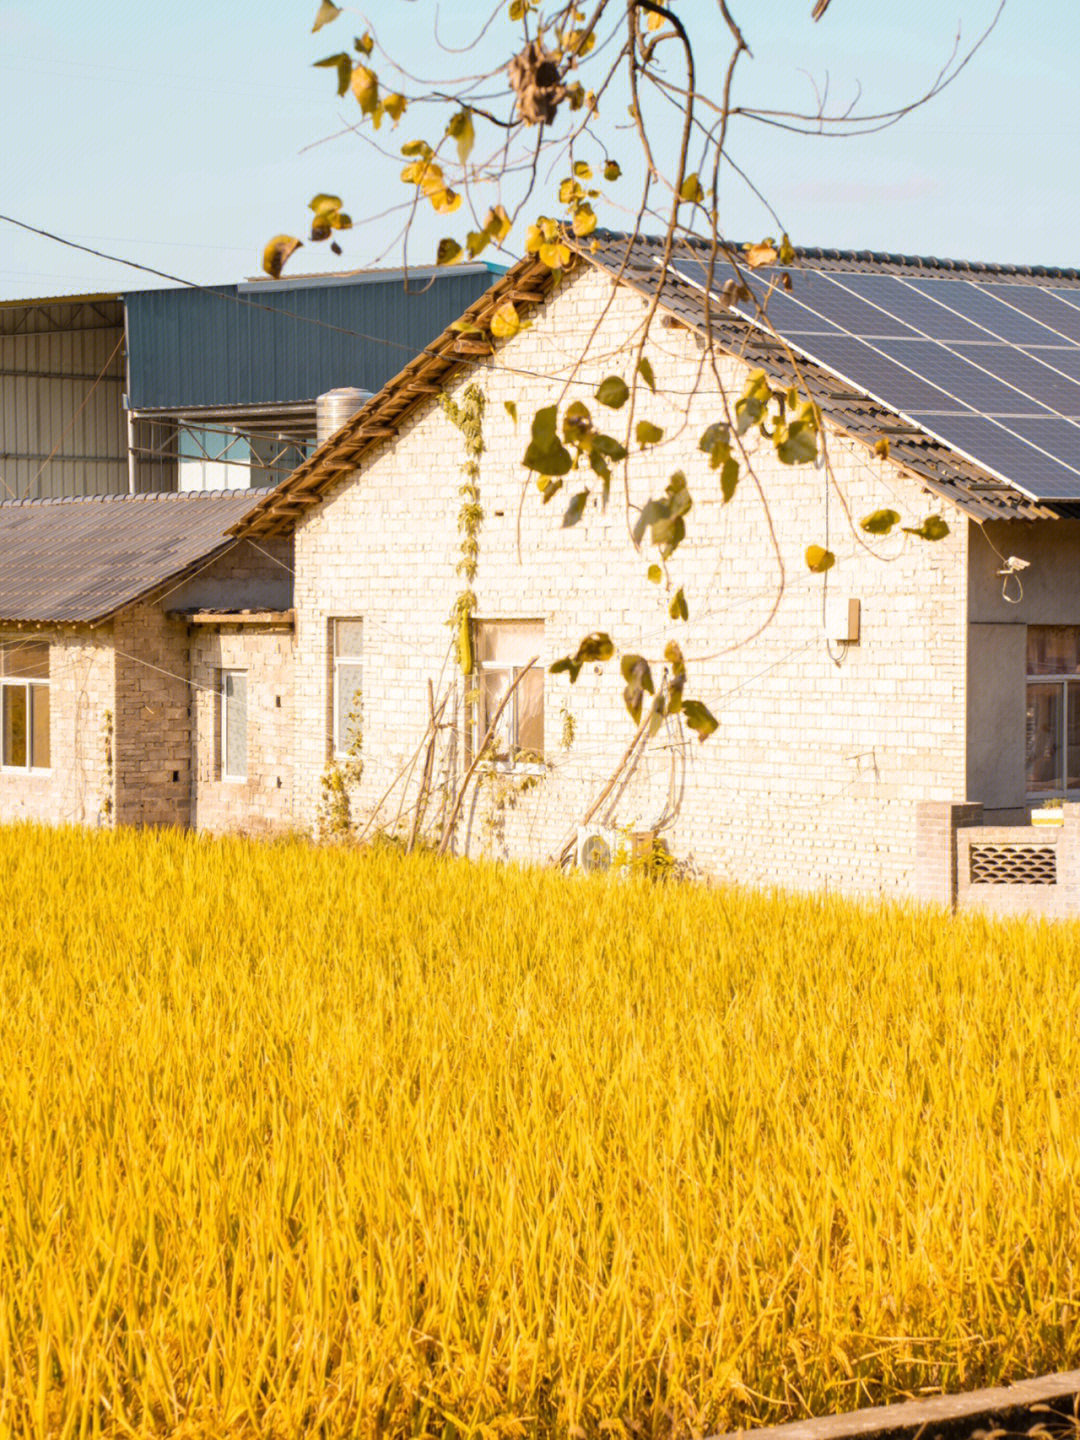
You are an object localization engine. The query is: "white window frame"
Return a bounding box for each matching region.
[220,669,248,782]
[0,641,51,775]
[473,620,545,773]
[331,619,363,760]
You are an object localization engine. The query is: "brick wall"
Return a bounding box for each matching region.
[112,604,191,827]
[190,623,295,835]
[0,626,115,825]
[290,262,970,899]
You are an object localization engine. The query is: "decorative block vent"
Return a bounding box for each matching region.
[969,844,1057,886]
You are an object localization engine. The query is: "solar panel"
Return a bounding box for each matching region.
[984,285,1080,344]
[668,254,1080,502]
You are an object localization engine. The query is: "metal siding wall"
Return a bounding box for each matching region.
[0,304,126,500]
[125,270,498,409]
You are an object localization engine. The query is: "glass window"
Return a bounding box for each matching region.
[1026,627,1080,797]
[221,671,248,781]
[332,619,363,757]
[0,641,50,771]
[474,621,544,763]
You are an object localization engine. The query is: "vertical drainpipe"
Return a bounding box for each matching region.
[123,299,136,494]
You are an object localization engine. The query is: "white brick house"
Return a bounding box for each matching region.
[226,235,1080,912]
[8,234,1080,914]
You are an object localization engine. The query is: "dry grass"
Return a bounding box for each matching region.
[1,823,1079,1438]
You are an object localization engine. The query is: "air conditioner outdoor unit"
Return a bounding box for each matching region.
[577,825,616,874]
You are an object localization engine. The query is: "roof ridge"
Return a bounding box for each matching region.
[590,229,1080,284]
[0,487,275,510]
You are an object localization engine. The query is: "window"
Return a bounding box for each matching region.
[332,619,363,758]
[221,670,248,781]
[1026,627,1080,796]
[1,641,50,772]
[474,621,544,765]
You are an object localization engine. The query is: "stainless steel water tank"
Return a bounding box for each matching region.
[316,387,372,446]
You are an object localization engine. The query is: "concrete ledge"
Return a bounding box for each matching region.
[708,1371,1080,1440]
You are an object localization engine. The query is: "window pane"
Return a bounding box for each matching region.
[1027,683,1062,793]
[334,619,364,660]
[477,621,542,665]
[223,672,247,780]
[2,642,49,679]
[30,685,49,769]
[480,667,512,759]
[3,685,27,768]
[516,665,544,757]
[1027,626,1080,676]
[335,661,363,754]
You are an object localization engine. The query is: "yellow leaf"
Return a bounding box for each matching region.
[382,92,407,124]
[874,436,890,459]
[437,238,463,266]
[484,205,512,242]
[262,235,302,280]
[745,241,779,269]
[572,204,597,238]
[539,240,571,269]
[573,160,592,178]
[805,544,836,574]
[646,10,665,29]
[350,64,379,115]
[311,0,341,32]
[430,187,462,215]
[679,173,704,203]
[447,109,475,165]
[525,224,543,254]
[604,159,621,181]
[490,301,521,339]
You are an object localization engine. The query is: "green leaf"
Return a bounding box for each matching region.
[531,405,558,447]
[903,514,950,541]
[720,457,739,503]
[860,508,900,536]
[504,400,518,425]
[620,653,655,693]
[524,434,572,476]
[551,632,615,684]
[775,418,819,465]
[562,491,588,528]
[436,237,463,266]
[562,400,593,444]
[668,587,688,621]
[637,356,656,392]
[314,51,352,97]
[805,545,836,574]
[735,370,771,436]
[663,640,686,677]
[636,420,663,447]
[595,375,629,409]
[447,109,475,165]
[682,699,718,742]
[539,477,563,504]
[591,433,628,463]
[647,564,662,584]
[311,0,342,31]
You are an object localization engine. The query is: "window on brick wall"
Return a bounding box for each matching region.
[332,619,363,758]
[1,641,50,772]
[1026,627,1080,797]
[473,621,544,766]
[221,670,248,781]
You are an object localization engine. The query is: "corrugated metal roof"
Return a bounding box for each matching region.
[0,489,268,623]
[124,268,503,411]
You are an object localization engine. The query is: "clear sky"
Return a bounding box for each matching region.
[0,0,1074,300]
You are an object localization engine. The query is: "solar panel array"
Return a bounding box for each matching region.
[670,258,1080,502]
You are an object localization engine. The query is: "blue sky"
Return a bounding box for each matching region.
[0,0,1074,299]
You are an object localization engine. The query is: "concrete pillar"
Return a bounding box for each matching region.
[915,801,982,909]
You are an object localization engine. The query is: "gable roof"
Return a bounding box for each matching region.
[0,489,269,624]
[233,233,1078,540]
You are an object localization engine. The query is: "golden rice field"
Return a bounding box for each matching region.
[2,823,1080,1439]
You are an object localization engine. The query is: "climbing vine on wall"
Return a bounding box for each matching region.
[440,384,485,675]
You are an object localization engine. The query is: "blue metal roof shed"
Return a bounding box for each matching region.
[123,264,503,411]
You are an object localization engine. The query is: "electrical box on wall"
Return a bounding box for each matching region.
[825,596,861,645]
